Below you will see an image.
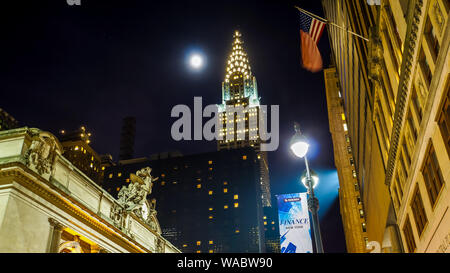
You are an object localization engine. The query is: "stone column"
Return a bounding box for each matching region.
[48,218,64,253]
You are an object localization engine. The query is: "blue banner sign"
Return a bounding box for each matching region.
[277,193,313,253]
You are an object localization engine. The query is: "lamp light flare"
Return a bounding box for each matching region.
[301,170,319,189]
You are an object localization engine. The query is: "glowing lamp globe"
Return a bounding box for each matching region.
[290,134,309,158]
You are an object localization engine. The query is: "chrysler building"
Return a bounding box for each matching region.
[217,31,271,207]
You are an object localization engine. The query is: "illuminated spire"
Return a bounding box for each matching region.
[224,30,252,82]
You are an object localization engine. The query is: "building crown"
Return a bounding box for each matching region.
[225,30,252,82]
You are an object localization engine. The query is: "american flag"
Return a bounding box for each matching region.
[299,11,326,44]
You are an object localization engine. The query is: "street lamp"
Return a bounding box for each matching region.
[290,122,324,253]
[301,169,319,189]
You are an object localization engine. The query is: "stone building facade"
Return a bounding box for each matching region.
[322,0,449,253]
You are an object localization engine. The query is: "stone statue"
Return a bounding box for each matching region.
[24,130,60,175]
[116,167,158,215]
[110,167,161,233]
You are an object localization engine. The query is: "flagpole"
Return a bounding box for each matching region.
[294,6,369,42]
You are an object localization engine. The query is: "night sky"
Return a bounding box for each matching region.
[1,0,346,252]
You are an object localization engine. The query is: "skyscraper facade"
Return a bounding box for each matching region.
[322,0,449,253]
[324,66,368,253]
[102,148,266,253]
[119,116,136,161]
[58,126,104,184]
[217,31,271,208]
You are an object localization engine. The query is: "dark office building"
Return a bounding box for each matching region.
[0,108,19,131]
[103,147,266,253]
[119,116,136,161]
[58,126,105,184]
[263,204,280,253]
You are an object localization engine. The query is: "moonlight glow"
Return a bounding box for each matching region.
[189,54,204,69]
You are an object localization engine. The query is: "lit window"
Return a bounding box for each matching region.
[108,174,113,179]
[224,188,228,193]
[116,187,120,192]
[234,202,239,208]
[161,181,166,186]
[264,221,267,225]
[126,178,130,183]
[263,216,267,220]
[183,244,187,248]
[118,173,122,177]
[209,215,213,219]
[101,166,105,170]
[242,155,247,160]
[161,174,165,178]
[74,146,79,151]
[234,194,239,200]
[208,190,213,195]
[209,241,213,245]
[197,184,201,189]
[341,114,346,121]
[209,250,213,253]
[209,207,213,211]
[208,161,213,165]
[223,182,228,185]
[196,250,201,253]
[235,230,240,233]
[224,205,228,209]
[197,241,201,246]
[343,123,348,132]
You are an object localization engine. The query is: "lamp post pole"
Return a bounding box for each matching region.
[290,122,324,253]
[304,150,324,253]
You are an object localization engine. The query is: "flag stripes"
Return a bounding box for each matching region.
[299,10,326,44]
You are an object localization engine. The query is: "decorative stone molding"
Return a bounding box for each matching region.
[368,26,384,88]
[385,0,424,186]
[48,217,65,230]
[155,237,165,253]
[433,1,444,34]
[48,218,65,253]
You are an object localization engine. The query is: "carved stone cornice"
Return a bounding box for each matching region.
[368,26,384,88]
[48,218,65,231]
[384,0,424,186]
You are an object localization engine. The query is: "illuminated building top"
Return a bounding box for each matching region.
[219,31,260,111]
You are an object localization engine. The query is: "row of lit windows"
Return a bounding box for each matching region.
[339,88,367,235]
[401,140,446,252]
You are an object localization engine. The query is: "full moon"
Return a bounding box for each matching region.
[189,54,203,69]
